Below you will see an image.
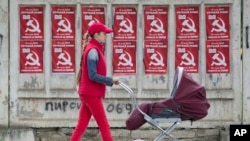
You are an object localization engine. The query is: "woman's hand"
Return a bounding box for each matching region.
[112,77,119,85]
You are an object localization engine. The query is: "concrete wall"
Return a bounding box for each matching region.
[242,0,250,124]
[0,0,244,140]
[0,0,9,127]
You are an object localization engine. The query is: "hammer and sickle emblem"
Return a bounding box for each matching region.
[57,51,72,66]
[57,17,72,33]
[149,18,165,33]
[25,17,41,33]
[88,18,100,26]
[118,18,134,33]
[181,17,196,32]
[180,51,195,66]
[118,51,133,66]
[211,17,227,32]
[149,51,164,66]
[25,51,40,66]
[211,51,226,66]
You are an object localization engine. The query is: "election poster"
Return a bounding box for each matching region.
[20,6,44,40]
[144,40,168,74]
[144,6,168,40]
[206,40,230,73]
[205,6,230,40]
[175,6,199,40]
[20,40,44,73]
[51,40,75,73]
[175,40,199,73]
[82,6,105,36]
[113,40,136,74]
[51,6,75,39]
[113,7,137,40]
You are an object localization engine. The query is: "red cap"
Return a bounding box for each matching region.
[88,22,113,35]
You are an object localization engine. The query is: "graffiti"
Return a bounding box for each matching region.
[23,76,40,89]
[45,101,133,114]
[45,101,81,112]
[148,75,166,84]
[17,106,44,117]
[209,74,228,86]
[159,75,166,83]
[106,103,133,114]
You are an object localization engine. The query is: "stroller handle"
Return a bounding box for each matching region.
[118,81,147,116]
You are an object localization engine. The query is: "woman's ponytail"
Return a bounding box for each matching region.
[76,32,90,85]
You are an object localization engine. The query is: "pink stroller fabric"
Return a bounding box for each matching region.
[126,68,210,130]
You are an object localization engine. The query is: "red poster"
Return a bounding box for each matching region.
[175,40,199,73]
[113,40,136,74]
[82,7,105,36]
[113,7,137,40]
[20,41,43,73]
[52,40,75,73]
[205,6,230,40]
[144,6,168,40]
[206,40,230,73]
[144,40,168,74]
[20,6,44,40]
[51,6,75,39]
[176,6,199,40]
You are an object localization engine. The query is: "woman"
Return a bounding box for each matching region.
[71,22,119,141]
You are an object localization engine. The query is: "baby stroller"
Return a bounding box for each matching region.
[118,67,210,141]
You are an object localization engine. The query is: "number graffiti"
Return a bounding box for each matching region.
[106,103,133,114]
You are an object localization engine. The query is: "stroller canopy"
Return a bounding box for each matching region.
[161,67,210,120]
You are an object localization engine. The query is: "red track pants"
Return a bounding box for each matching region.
[70,95,113,141]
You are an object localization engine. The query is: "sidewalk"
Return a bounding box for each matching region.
[0,125,228,141]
